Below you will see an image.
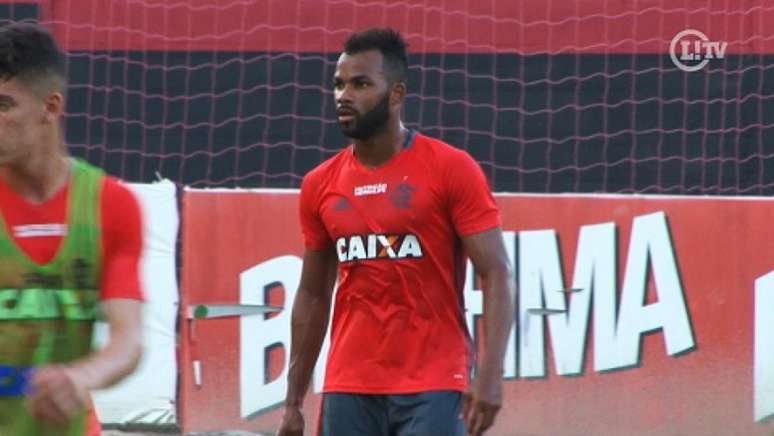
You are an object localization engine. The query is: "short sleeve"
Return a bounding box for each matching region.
[299,173,332,250]
[99,177,144,301]
[445,150,501,236]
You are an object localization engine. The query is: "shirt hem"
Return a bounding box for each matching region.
[322,383,468,395]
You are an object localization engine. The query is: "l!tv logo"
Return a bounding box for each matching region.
[669,29,727,72]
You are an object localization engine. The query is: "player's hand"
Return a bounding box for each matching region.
[277,405,305,436]
[27,365,90,424]
[462,372,503,436]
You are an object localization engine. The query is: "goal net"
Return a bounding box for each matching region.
[16,1,767,194]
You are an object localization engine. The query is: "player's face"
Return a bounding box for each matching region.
[334,50,395,140]
[0,78,56,166]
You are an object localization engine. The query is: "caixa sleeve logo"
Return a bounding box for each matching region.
[335,233,423,262]
[670,29,728,72]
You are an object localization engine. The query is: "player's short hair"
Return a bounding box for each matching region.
[0,21,66,94]
[344,27,408,84]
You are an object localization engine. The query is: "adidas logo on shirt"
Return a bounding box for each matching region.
[336,233,423,262]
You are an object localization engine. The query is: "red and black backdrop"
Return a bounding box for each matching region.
[1,0,773,194]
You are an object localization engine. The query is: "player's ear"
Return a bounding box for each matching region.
[390,80,407,106]
[43,91,65,122]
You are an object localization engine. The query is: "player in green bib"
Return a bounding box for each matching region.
[0,22,144,435]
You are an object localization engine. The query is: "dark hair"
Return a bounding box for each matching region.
[344,27,408,83]
[0,21,66,90]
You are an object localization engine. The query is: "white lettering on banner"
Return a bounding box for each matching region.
[463,231,518,378]
[465,211,694,379]
[239,256,298,417]
[518,222,618,377]
[239,255,331,418]
[755,271,774,422]
[614,212,695,368]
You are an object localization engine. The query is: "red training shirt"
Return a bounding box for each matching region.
[0,175,144,301]
[300,132,501,394]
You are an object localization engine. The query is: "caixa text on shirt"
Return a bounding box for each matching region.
[0,288,98,320]
[335,233,423,262]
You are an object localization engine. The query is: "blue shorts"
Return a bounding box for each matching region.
[320,391,466,436]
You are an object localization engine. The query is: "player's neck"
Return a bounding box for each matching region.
[0,146,71,204]
[352,120,407,168]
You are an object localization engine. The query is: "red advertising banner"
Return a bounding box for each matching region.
[180,190,774,435]
[179,189,312,434]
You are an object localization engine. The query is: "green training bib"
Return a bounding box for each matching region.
[0,159,103,436]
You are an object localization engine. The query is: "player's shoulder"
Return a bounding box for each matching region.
[413,132,477,168]
[302,146,351,187]
[100,176,141,212]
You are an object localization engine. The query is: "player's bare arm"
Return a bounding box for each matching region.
[278,247,338,436]
[460,227,514,436]
[27,298,143,423]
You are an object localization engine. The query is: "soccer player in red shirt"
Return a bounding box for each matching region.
[0,22,143,435]
[278,28,514,436]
